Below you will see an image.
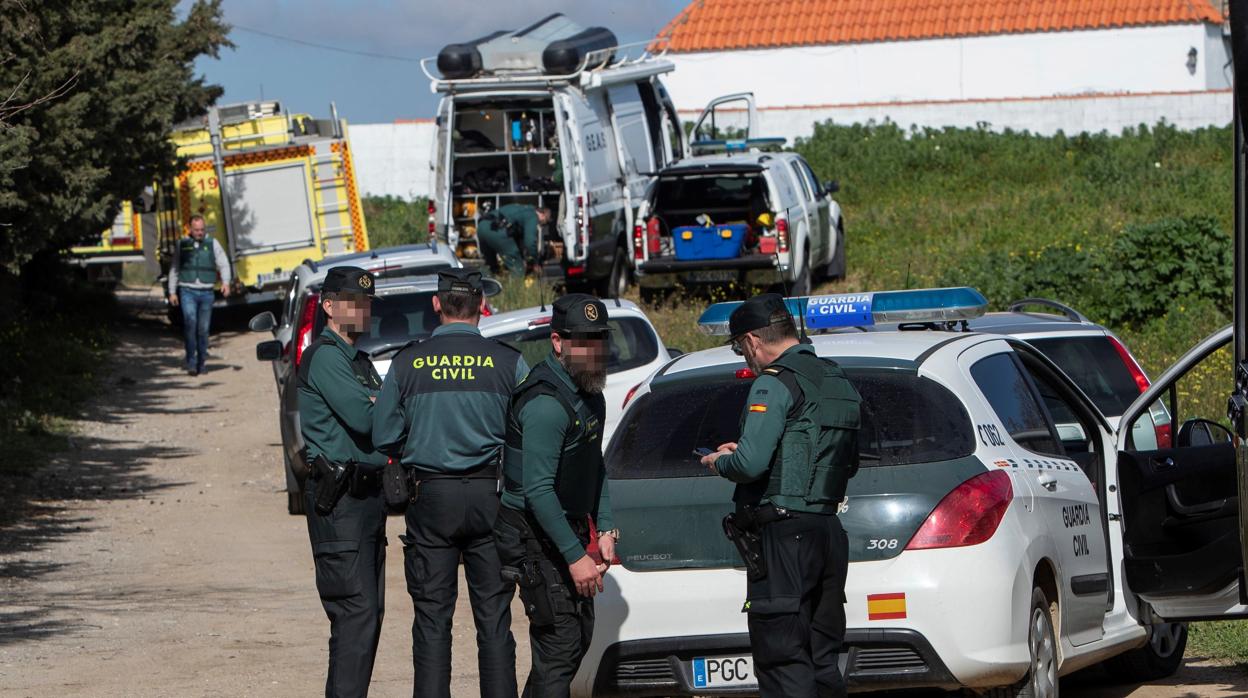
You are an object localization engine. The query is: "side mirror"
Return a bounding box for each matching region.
[823,180,840,195]
[249,311,277,333]
[482,278,503,297]
[667,347,685,359]
[1177,418,1234,447]
[256,340,284,361]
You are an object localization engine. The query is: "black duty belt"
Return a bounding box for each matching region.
[735,502,797,529]
[409,461,499,482]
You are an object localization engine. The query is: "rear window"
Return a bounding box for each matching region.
[1026,336,1141,417]
[312,290,438,356]
[654,172,769,214]
[607,367,975,479]
[488,317,659,375]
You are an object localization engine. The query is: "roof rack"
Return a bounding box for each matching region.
[1007,298,1089,323]
[421,37,671,92]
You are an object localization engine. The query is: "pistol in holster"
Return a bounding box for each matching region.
[722,512,767,582]
[312,454,354,516]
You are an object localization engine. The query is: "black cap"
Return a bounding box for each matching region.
[437,268,483,294]
[322,266,375,296]
[727,293,790,341]
[551,293,611,336]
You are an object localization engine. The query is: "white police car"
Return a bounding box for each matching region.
[576,288,1242,697]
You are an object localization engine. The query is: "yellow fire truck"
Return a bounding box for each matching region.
[164,100,371,302]
[69,199,149,287]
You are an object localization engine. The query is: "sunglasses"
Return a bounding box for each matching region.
[730,336,745,356]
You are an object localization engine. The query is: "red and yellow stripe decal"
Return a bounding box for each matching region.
[749,404,767,413]
[867,593,907,620]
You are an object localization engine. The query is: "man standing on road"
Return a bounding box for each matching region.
[298,266,388,698]
[167,214,231,376]
[372,268,529,698]
[477,204,551,277]
[701,294,861,698]
[494,293,619,697]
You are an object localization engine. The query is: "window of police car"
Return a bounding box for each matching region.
[607,367,976,480]
[1026,336,1142,418]
[312,290,439,357]
[492,317,659,375]
[970,353,1063,456]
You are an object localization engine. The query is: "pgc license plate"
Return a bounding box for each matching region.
[682,270,738,284]
[691,654,755,689]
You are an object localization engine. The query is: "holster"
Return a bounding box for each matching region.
[722,513,767,582]
[381,459,410,511]
[312,455,353,516]
[496,507,575,626]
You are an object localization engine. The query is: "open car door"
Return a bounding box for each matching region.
[691,92,758,144]
[1115,325,1248,621]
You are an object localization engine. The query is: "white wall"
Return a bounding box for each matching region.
[665,24,1229,113]
[348,121,436,201]
[681,89,1232,143]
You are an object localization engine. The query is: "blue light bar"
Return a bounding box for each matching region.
[696,287,988,336]
[690,137,787,154]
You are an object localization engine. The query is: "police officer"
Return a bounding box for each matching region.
[476,204,551,277]
[298,265,388,698]
[494,293,619,697]
[372,268,528,698]
[700,294,861,698]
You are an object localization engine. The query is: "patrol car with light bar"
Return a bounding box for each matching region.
[573,287,1242,697]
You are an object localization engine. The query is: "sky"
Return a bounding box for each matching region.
[188,1,691,124]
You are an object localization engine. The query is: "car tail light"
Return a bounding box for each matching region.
[427,200,436,236]
[647,217,661,255]
[528,316,553,328]
[481,301,493,317]
[294,291,320,367]
[906,470,1012,550]
[776,217,789,254]
[736,368,756,379]
[1107,336,1170,447]
[623,383,642,409]
[633,224,645,261]
[566,265,585,277]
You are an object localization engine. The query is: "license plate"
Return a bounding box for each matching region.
[691,655,755,689]
[257,271,286,285]
[682,270,738,283]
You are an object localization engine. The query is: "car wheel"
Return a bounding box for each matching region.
[791,245,812,296]
[288,489,305,516]
[599,245,629,299]
[1104,622,1187,682]
[827,221,847,280]
[982,588,1057,698]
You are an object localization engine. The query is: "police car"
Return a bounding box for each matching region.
[479,299,681,441]
[576,288,1241,697]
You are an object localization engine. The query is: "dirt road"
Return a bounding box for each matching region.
[0,294,1244,696]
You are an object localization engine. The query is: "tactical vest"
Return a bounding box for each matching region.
[747,349,862,514]
[178,237,217,285]
[298,337,382,393]
[502,360,606,518]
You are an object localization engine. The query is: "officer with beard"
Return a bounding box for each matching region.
[701,293,861,698]
[298,266,389,697]
[494,293,618,697]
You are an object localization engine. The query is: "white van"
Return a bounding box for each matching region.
[423,14,741,298]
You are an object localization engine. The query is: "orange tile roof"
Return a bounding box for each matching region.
[656,0,1224,53]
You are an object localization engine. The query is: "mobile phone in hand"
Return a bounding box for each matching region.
[693,447,715,458]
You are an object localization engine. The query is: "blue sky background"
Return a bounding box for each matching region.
[187,1,690,124]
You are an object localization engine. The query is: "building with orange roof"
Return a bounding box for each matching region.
[659,0,1231,137]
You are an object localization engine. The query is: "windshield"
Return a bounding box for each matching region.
[1026,336,1141,417]
[607,366,975,479]
[487,317,659,374]
[312,290,439,356]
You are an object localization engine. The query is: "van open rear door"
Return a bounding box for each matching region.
[691,92,758,143]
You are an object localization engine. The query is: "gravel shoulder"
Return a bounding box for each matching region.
[0,292,1242,696]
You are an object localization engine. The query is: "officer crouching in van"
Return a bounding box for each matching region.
[494,293,619,697]
[701,293,862,698]
[372,268,528,698]
[298,266,389,697]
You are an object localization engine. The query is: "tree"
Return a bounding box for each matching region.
[0,0,231,268]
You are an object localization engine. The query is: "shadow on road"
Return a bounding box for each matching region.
[0,287,272,646]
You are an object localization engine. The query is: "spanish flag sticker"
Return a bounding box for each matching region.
[867,593,907,620]
[749,404,767,413]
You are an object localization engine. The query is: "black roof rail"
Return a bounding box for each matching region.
[303,257,318,272]
[1007,298,1089,323]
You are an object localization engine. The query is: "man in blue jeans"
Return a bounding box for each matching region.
[167,215,232,376]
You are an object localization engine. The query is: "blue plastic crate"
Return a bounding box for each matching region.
[672,224,747,261]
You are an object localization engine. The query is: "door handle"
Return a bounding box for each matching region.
[1037,474,1058,491]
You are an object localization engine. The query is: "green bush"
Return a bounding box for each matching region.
[1101,216,1231,326]
[363,195,428,249]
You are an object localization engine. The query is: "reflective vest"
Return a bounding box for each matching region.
[502,360,606,518]
[752,349,862,514]
[178,237,217,285]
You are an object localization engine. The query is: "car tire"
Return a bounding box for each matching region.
[982,588,1058,698]
[288,489,305,516]
[599,245,629,299]
[791,245,812,296]
[1103,622,1187,683]
[827,221,847,280]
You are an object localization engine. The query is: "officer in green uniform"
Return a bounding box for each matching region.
[701,294,862,698]
[494,293,619,697]
[477,203,551,277]
[298,265,389,698]
[372,268,528,698]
